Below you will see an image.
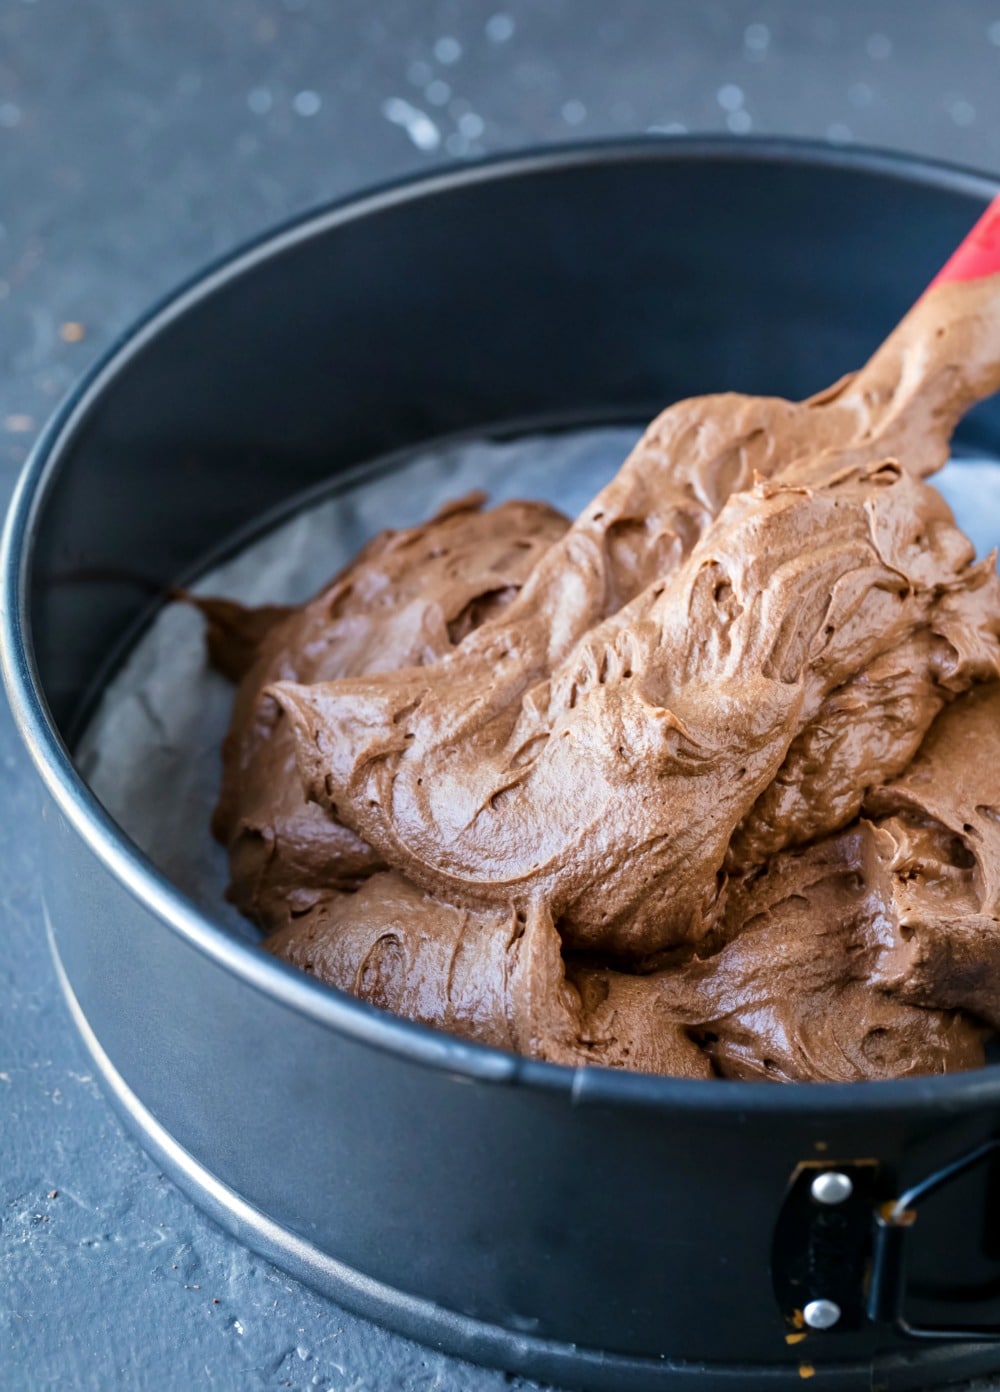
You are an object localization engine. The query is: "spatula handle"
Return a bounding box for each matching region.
[928,192,1000,290]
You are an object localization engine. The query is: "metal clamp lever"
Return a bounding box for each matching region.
[868,1139,1000,1340]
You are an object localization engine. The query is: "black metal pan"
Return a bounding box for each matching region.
[5,137,1000,1390]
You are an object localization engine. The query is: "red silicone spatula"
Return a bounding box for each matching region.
[928,192,1000,289]
[838,189,1000,479]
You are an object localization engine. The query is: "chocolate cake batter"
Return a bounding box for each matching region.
[202,273,1000,1081]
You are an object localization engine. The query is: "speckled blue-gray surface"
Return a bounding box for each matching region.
[5,2,1000,1389]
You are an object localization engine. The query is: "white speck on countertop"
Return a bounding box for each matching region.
[486,13,515,44]
[865,32,893,59]
[232,1319,244,1336]
[292,89,321,116]
[744,22,770,53]
[380,97,440,151]
[246,87,272,115]
[716,83,744,112]
[433,35,462,65]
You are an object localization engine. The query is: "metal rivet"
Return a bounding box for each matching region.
[803,1298,842,1330]
[810,1170,853,1205]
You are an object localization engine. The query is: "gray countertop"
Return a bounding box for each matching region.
[4,3,1000,1388]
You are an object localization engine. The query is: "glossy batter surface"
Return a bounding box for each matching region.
[203,275,1000,1080]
